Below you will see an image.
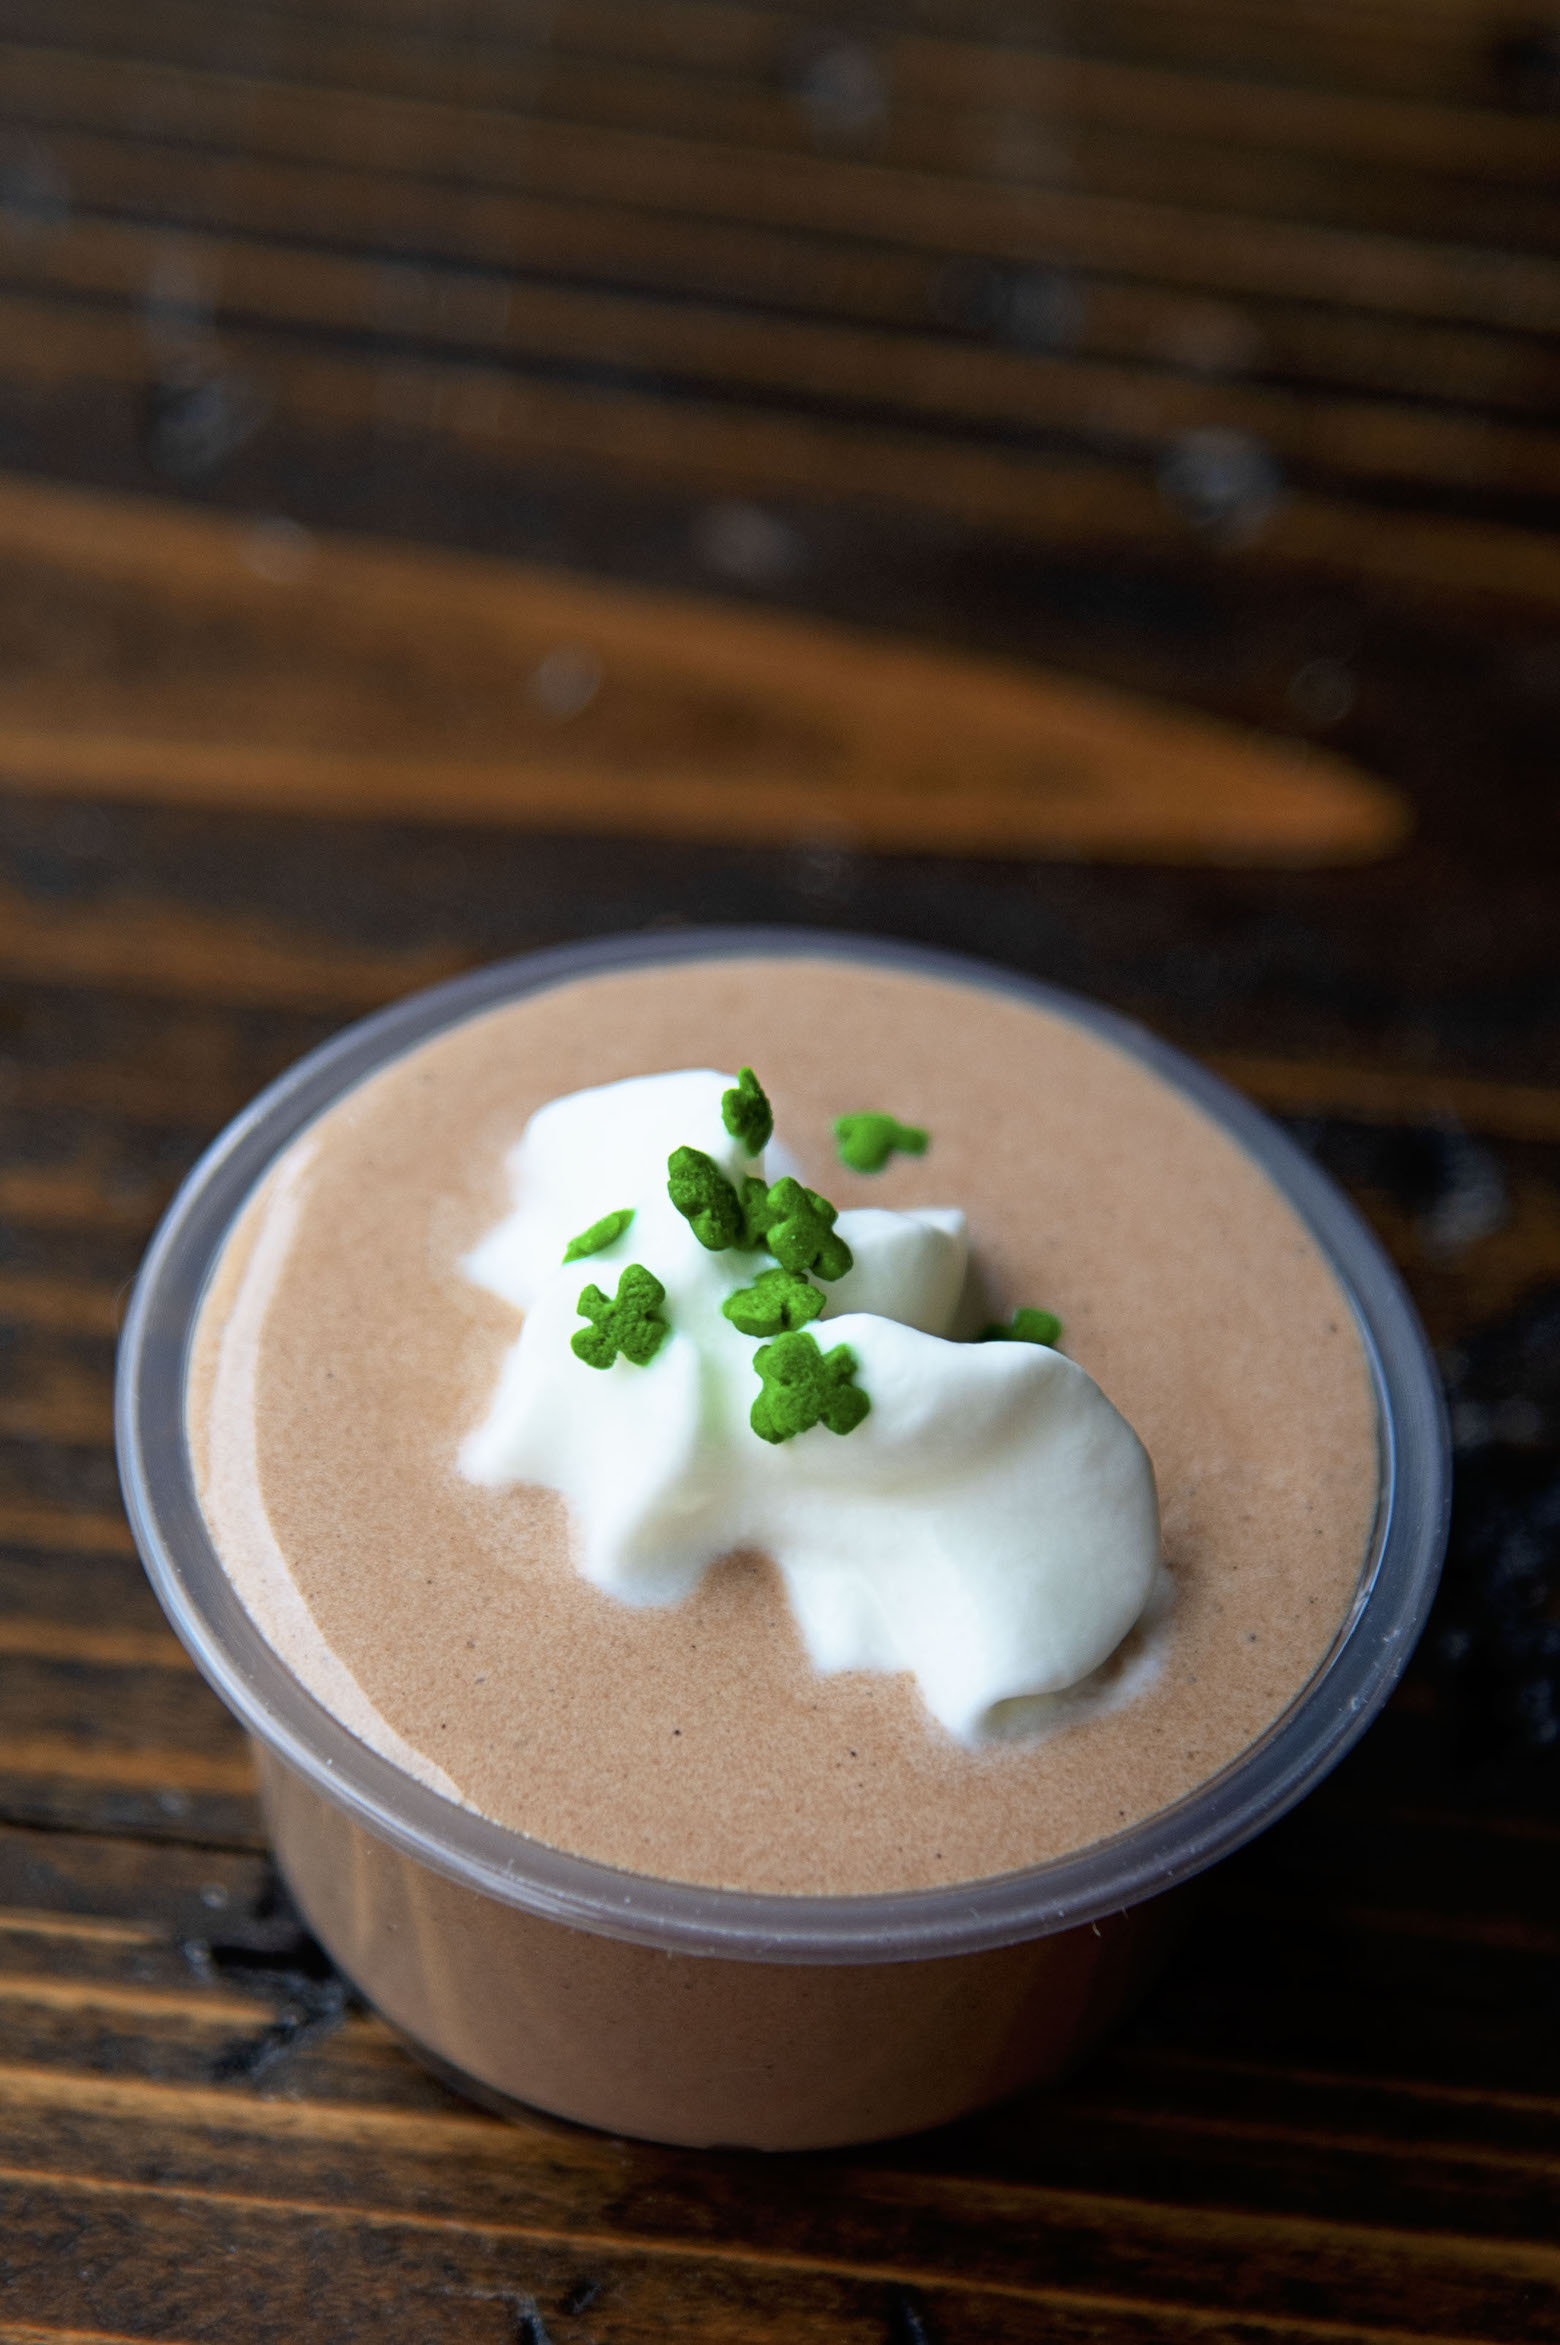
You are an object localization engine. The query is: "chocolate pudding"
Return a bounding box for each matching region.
[187,954,1379,1897]
[123,937,1445,2145]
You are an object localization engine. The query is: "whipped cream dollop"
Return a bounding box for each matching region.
[460,1070,1161,1746]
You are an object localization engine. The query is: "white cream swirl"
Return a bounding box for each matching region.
[460,1070,1162,1747]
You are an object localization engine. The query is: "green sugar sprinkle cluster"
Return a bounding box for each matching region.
[657,1071,868,1437]
[667,1151,854,1283]
[833,1111,928,1174]
[751,1331,870,1445]
[562,1060,1062,1435]
[562,1206,634,1263]
[571,1264,669,1369]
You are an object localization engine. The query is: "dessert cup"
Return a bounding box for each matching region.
[117,930,1449,2149]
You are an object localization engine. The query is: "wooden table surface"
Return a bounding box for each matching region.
[1,3,1558,2338]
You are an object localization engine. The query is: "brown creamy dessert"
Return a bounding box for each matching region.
[187,955,1379,1901]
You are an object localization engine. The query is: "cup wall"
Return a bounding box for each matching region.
[258,1745,1180,2150]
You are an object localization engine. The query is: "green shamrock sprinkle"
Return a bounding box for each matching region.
[761,1176,853,1281]
[667,1146,744,1251]
[562,1206,635,1263]
[721,1065,773,1154]
[571,1265,670,1369]
[979,1307,1063,1349]
[750,1332,870,1444]
[739,1175,780,1250]
[833,1112,929,1174]
[721,1266,824,1338]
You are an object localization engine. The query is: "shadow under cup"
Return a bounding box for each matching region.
[115,931,1450,2151]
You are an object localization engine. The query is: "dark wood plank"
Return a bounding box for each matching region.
[11,277,1560,633]
[17,117,1560,426]
[16,0,1560,204]
[0,2075,1552,2341]
[0,8,1555,2333]
[11,208,1560,510]
[1,1849,1556,2341]
[52,0,1528,117]
[0,873,466,1014]
[9,36,1560,333]
[0,473,1408,861]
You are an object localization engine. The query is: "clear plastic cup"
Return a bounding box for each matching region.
[116,930,1449,2149]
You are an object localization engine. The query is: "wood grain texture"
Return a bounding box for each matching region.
[2,902,1558,2334]
[15,210,1560,505]
[12,279,1560,637]
[6,0,1560,635]
[0,475,1405,861]
[16,118,1560,423]
[8,10,1560,252]
[0,4,1557,2335]
[1204,1059,1560,1145]
[22,0,1560,180]
[11,10,1560,265]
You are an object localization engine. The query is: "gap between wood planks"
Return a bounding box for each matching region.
[8,19,1560,312]
[2,2060,1558,2302]
[44,181,1560,433]
[5,1947,1557,2182]
[20,0,1560,182]
[0,2158,1514,2345]
[19,0,1537,119]
[0,2135,1552,2345]
[0,874,469,1016]
[7,280,1560,624]
[16,207,1560,506]
[0,473,1407,864]
[14,93,1560,426]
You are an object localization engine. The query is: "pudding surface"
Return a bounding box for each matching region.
[188,955,1379,1895]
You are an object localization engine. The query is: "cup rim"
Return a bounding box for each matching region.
[116,927,1450,1962]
